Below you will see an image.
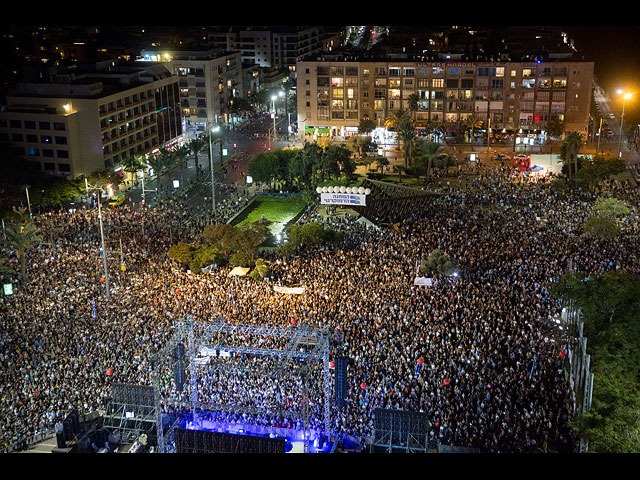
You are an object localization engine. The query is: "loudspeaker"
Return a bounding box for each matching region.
[56,432,66,449]
[174,343,186,392]
[335,357,347,407]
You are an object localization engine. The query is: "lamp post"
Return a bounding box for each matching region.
[208,124,219,223]
[616,90,632,164]
[271,94,278,150]
[25,186,32,217]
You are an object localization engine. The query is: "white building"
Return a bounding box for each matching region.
[0,61,183,178]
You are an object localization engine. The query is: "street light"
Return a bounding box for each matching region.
[208,124,220,223]
[616,90,632,164]
[85,181,111,299]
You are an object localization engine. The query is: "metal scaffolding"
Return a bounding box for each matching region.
[151,317,333,453]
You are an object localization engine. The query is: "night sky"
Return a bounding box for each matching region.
[568,26,640,126]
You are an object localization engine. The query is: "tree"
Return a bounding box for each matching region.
[407,92,420,122]
[546,115,565,139]
[202,223,237,259]
[384,109,410,132]
[419,249,457,277]
[168,242,195,265]
[121,156,144,185]
[283,222,344,254]
[592,197,630,219]
[5,222,42,283]
[582,196,630,241]
[397,118,416,169]
[358,118,376,136]
[346,135,375,158]
[147,150,176,191]
[560,131,584,180]
[375,156,389,174]
[549,270,640,452]
[465,116,483,143]
[249,257,272,281]
[186,136,207,175]
[414,140,441,178]
[582,215,621,241]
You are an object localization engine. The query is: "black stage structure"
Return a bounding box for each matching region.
[371,408,431,453]
[358,179,442,225]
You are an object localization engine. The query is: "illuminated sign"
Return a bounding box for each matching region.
[320,193,366,206]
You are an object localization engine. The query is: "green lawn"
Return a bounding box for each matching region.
[237,196,307,235]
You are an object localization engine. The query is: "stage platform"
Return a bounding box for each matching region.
[184,418,333,453]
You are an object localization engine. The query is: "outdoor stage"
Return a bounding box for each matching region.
[182,417,334,453]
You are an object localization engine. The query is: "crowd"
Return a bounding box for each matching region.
[1,162,639,453]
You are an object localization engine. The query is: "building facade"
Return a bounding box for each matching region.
[208,26,323,72]
[0,62,182,178]
[138,48,243,137]
[296,59,594,142]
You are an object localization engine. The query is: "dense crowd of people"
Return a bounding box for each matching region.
[1,162,639,453]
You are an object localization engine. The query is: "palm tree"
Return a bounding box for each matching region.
[384,109,410,131]
[407,93,420,123]
[175,145,191,171]
[561,131,584,180]
[414,140,441,178]
[397,118,417,168]
[148,151,176,191]
[186,136,206,175]
[5,222,42,284]
[465,116,483,144]
[120,156,143,186]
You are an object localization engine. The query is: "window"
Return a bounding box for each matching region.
[53,122,65,131]
[10,120,21,128]
[58,163,71,173]
[55,136,67,145]
[403,67,414,77]
[389,67,400,77]
[43,149,54,157]
[56,150,69,158]
[493,67,505,77]
[27,147,39,156]
[26,134,37,143]
[432,78,444,88]
[477,67,489,76]
[24,120,36,129]
[41,135,52,143]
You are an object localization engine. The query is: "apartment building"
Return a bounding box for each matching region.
[0,61,182,178]
[296,59,594,142]
[207,26,323,72]
[138,47,243,137]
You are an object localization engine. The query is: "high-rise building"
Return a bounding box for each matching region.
[207,26,323,72]
[296,58,593,142]
[0,60,182,178]
[138,47,243,137]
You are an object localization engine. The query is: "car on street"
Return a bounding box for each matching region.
[495,153,511,161]
[609,113,616,119]
[514,154,530,161]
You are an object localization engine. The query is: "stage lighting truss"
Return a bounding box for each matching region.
[151,317,333,453]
